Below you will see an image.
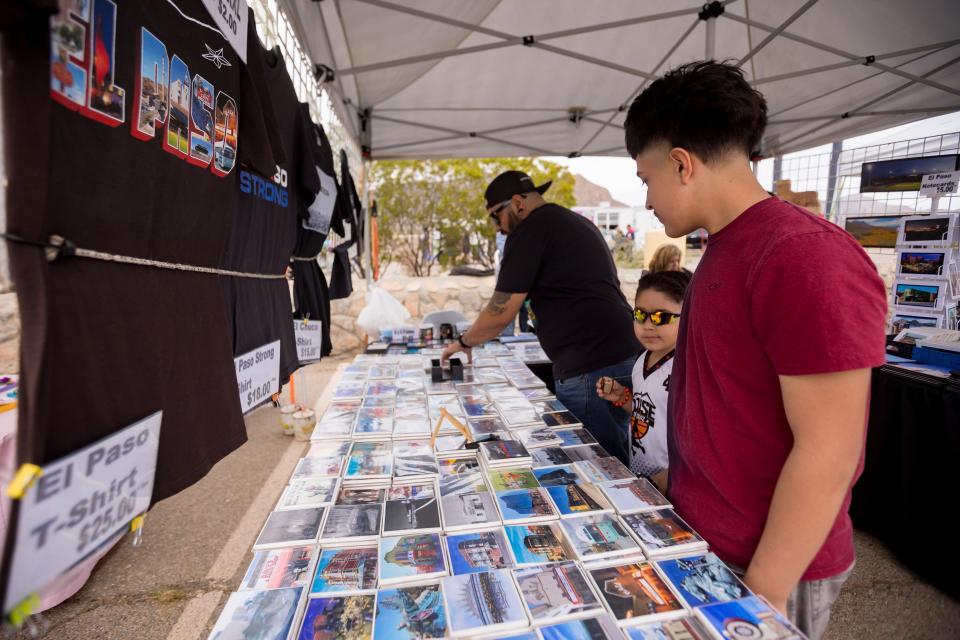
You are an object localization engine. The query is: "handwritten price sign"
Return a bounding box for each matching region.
[235,340,281,414]
[200,0,248,63]
[919,171,959,197]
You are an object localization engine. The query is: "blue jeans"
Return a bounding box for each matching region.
[555,355,636,466]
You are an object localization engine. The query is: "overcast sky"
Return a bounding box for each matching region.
[543,111,960,208]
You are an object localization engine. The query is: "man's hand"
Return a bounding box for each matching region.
[441,339,471,364]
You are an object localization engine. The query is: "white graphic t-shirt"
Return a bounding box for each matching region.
[628,350,674,478]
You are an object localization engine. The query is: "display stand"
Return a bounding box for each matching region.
[889,212,959,332]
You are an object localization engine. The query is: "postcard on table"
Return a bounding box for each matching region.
[253,507,325,550]
[378,533,448,586]
[622,509,708,558]
[656,552,749,609]
[515,561,603,623]
[373,583,448,640]
[503,522,576,566]
[441,569,529,638]
[241,546,316,591]
[587,561,685,625]
[310,547,378,596]
[209,587,302,640]
[297,594,375,640]
[446,528,514,575]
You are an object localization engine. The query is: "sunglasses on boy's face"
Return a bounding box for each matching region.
[633,308,681,326]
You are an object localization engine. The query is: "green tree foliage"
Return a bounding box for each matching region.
[371,158,575,277]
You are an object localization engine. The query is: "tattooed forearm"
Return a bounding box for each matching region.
[485,290,511,316]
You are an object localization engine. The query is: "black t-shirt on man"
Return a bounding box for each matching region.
[496,204,640,379]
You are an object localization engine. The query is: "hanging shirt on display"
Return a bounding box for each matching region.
[329,148,361,300]
[221,45,320,384]
[291,113,346,357]
[1,0,283,502]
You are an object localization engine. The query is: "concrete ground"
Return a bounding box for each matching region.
[16,353,960,639]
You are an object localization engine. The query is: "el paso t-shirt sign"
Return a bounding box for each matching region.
[236,340,281,414]
[4,412,162,614]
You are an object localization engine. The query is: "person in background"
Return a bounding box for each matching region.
[443,170,640,465]
[625,60,886,639]
[596,270,689,493]
[643,244,690,276]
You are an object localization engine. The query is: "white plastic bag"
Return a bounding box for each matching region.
[356,287,411,339]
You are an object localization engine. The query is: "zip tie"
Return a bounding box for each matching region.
[7,593,40,628]
[130,514,146,547]
[7,464,42,499]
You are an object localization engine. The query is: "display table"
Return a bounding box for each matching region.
[850,367,960,600]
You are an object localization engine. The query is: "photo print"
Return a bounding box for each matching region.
[894,281,944,309]
[898,251,947,277]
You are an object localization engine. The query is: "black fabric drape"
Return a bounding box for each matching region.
[3,2,282,502]
[851,368,960,600]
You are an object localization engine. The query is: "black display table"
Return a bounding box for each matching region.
[851,367,960,601]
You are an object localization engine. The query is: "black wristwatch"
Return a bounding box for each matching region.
[458,334,471,349]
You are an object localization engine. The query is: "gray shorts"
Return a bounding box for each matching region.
[786,563,854,640]
[727,562,854,640]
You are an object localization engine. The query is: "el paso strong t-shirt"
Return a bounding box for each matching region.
[496,204,639,379]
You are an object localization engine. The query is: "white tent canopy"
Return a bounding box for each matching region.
[284,0,960,160]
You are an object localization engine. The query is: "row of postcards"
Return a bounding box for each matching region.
[206,352,806,640]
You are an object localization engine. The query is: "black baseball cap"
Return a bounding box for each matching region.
[484,170,552,208]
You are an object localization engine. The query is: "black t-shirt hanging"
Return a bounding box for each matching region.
[291,112,342,356]
[2,0,280,501]
[330,148,361,299]
[496,204,641,380]
[220,45,320,383]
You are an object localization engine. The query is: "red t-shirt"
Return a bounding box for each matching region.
[667,197,887,581]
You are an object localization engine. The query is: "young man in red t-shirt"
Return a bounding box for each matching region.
[624,61,887,639]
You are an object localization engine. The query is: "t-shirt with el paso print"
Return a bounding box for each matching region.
[2,0,286,501]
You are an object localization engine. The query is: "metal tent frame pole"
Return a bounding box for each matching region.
[776,53,960,151]
[577,18,700,157]
[340,0,701,79]
[723,11,960,99]
[750,40,960,86]
[736,0,819,67]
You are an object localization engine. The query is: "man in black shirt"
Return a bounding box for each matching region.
[442,171,640,463]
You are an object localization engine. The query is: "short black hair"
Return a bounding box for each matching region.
[624,60,767,163]
[636,270,691,306]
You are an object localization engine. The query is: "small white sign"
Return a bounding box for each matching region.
[201,0,248,63]
[4,412,162,613]
[295,320,323,363]
[235,340,281,414]
[919,171,960,197]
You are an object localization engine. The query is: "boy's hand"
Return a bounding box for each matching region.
[595,376,624,402]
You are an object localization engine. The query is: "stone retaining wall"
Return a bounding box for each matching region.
[0,253,907,372]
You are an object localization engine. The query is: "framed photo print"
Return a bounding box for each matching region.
[892,279,947,311]
[843,215,905,249]
[897,214,957,248]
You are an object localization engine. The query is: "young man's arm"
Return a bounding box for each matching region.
[743,368,870,612]
[440,291,526,362]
